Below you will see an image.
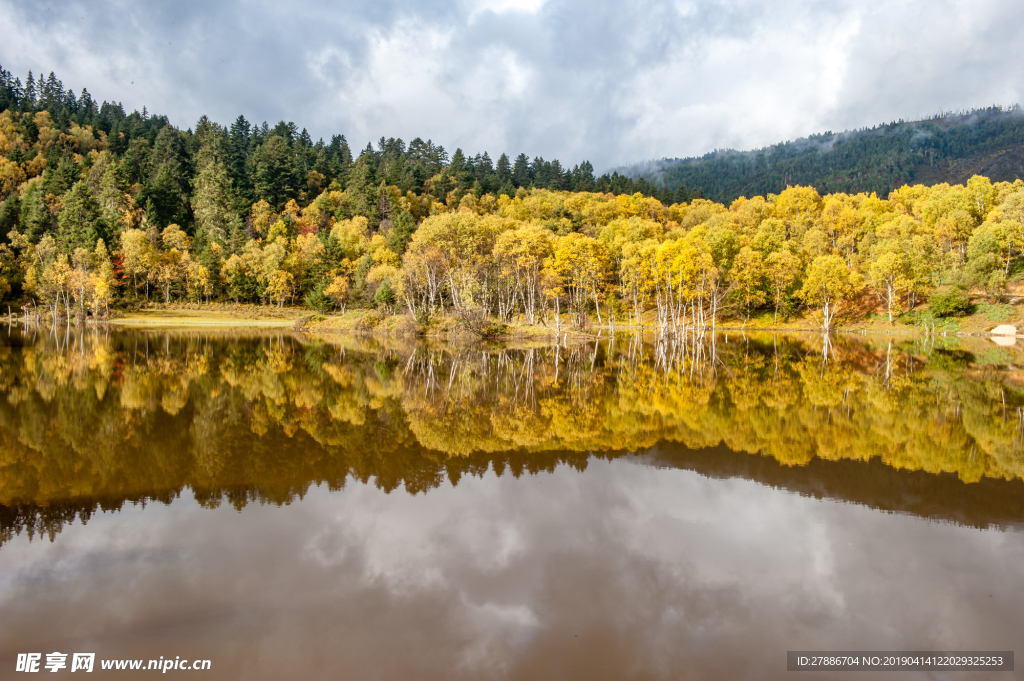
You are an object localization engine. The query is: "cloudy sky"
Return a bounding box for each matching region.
[1,0,1023,170]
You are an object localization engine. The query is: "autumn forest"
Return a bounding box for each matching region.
[1,67,1024,333]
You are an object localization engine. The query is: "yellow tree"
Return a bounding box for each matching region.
[545,233,610,326]
[540,260,566,337]
[965,219,1020,301]
[731,246,765,321]
[764,248,800,322]
[153,224,191,303]
[68,247,94,317]
[799,255,862,332]
[651,239,691,334]
[120,229,157,298]
[265,270,294,307]
[619,240,657,328]
[87,238,116,316]
[867,247,910,323]
[404,211,509,315]
[286,232,326,294]
[331,216,371,261]
[185,259,212,302]
[492,224,553,323]
[366,264,403,314]
[775,185,822,240]
[0,244,12,302]
[995,189,1024,268]
[819,194,861,262]
[324,275,350,313]
[400,246,446,318]
[40,253,73,320]
[250,200,276,237]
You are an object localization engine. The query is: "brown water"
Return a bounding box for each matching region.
[1,328,1023,680]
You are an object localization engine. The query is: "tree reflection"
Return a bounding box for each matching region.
[1,328,1024,544]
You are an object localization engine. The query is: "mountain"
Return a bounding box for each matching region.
[621,106,1024,204]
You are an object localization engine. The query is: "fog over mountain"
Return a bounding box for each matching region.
[616,106,1024,203]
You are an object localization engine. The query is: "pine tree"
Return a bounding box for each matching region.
[252,135,299,210]
[512,153,530,188]
[24,71,36,106]
[57,181,107,251]
[496,153,512,185]
[97,162,132,236]
[345,152,378,223]
[192,160,238,251]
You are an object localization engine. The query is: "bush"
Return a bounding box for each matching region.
[355,309,383,331]
[481,323,508,338]
[373,279,396,311]
[303,283,332,314]
[928,288,971,317]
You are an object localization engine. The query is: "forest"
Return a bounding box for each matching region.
[1,66,1024,333]
[632,106,1024,204]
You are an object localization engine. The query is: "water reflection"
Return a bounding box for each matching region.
[2,462,1022,680]
[3,327,1024,679]
[1,327,1024,546]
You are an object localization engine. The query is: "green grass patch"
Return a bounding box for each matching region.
[897,310,926,326]
[974,303,1016,323]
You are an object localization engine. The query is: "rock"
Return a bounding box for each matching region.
[991,324,1017,336]
[991,336,1017,347]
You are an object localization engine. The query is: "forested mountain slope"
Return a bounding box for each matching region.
[624,107,1024,204]
[3,65,1024,334]
[0,65,685,233]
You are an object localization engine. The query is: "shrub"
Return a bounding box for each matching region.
[303,283,332,314]
[373,279,396,312]
[481,323,508,338]
[356,309,383,331]
[928,288,971,317]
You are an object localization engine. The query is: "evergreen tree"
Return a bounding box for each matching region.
[496,153,512,186]
[23,71,36,107]
[0,194,20,238]
[385,211,416,256]
[512,153,530,188]
[345,151,379,223]
[96,162,132,236]
[327,134,352,186]
[226,115,254,212]
[57,181,107,251]
[192,159,238,250]
[19,180,51,241]
[45,157,81,196]
[140,125,191,227]
[252,135,299,210]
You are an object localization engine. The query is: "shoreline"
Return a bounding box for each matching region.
[7,306,1024,342]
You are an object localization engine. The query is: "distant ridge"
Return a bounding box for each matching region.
[619,106,1024,204]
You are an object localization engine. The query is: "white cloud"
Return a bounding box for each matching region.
[471,0,548,17]
[1,0,1022,169]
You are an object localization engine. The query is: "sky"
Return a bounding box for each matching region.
[2,0,1023,171]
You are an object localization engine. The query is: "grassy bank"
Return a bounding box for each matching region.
[107,302,304,328]
[49,295,1024,342]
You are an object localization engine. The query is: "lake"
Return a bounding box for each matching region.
[1,327,1022,679]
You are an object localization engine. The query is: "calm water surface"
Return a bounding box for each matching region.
[0,328,1023,680]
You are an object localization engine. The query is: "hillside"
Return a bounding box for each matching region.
[624,107,1024,204]
[3,64,1024,339]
